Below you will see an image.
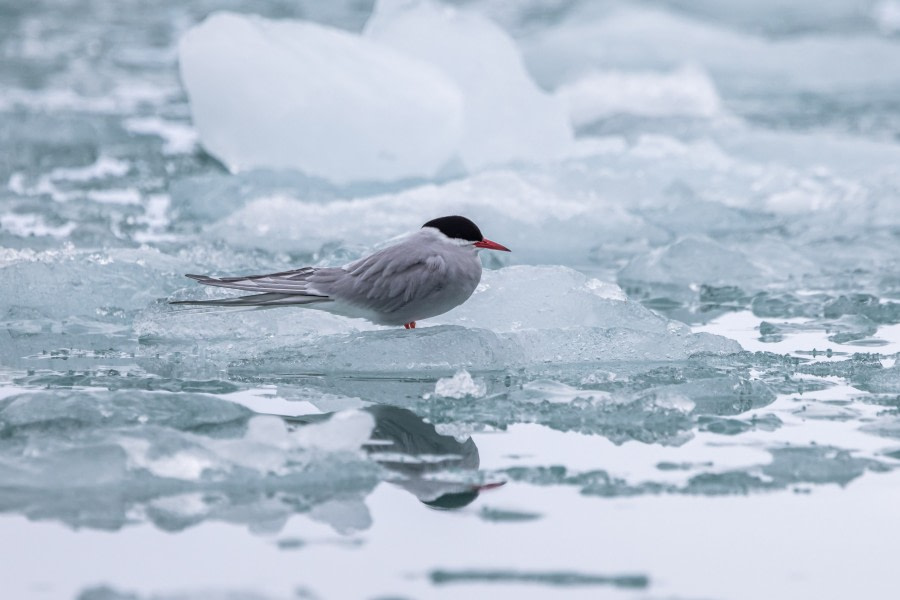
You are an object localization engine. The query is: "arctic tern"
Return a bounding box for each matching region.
[172,216,510,329]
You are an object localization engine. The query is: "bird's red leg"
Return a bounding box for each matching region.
[404,322,416,329]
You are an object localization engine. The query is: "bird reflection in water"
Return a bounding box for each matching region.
[285,405,503,510]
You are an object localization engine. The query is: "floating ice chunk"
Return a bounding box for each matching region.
[434,266,664,333]
[237,324,740,377]
[364,0,573,170]
[642,376,775,416]
[0,246,183,324]
[824,294,900,324]
[639,185,775,236]
[48,155,129,182]
[86,188,142,205]
[136,295,381,358]
[124,117,197,155]
[859,365,900,393]
[179,12,463,183]
[557,65,722,127]
[618,237,763,298]
[752,292,824,319]
[433,370,487,399]
[149,264,740,378]
[514,379,612,405]
[509,327,740,365]
[0,213,76,239]
[235,326,515,375]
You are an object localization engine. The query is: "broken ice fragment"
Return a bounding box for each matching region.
[433,370,487,399]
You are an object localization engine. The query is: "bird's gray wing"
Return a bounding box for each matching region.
[319,239,450,315]
[183,267,329,296]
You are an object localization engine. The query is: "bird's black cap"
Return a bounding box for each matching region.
[422,215,483,243]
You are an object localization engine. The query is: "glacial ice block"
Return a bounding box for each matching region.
[364,0,573,170]
[618,237,764,300]
[433,266,669,333]
[557,65,722,127]
[178,12,464,183]
[231,325,741,377]
[0,247,183,323]
[147,264,741,379]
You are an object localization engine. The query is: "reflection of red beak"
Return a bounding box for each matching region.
[474,238,511,252]
[473,481,507,492]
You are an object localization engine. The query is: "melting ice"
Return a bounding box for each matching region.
[2,0,900,599]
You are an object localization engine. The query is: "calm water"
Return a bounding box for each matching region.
[2,1,900,599]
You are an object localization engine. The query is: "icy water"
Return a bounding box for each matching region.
[3,1,900,599]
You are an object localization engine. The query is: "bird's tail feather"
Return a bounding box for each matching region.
[170,292,331,308]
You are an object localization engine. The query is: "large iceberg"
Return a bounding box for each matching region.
[179,12,463,183]
[179,2,573,184]
[364,0,573,170]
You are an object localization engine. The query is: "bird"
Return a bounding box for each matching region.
[171,215,510,329]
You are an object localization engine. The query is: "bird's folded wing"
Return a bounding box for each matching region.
[323,242,449,314]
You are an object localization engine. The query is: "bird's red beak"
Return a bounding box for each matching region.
[473,481,507,492]
[474,238,511,252]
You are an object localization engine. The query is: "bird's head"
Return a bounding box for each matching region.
[422,215,511,252]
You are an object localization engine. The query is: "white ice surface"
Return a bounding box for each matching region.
[618,236,764,291]
[365,0,573,170]
[557,65,722,126]
[434,266,654,333]
[179,12,463,183]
